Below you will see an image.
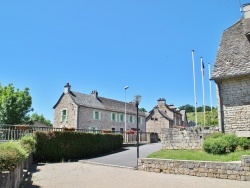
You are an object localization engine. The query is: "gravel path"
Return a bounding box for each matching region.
[21,162,250,188]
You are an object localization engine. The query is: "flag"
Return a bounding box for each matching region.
[201,60,205,76]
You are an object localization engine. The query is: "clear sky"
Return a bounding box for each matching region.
[0,1,246,122]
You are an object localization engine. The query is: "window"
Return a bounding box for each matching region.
[112,128,115,132]
[120,128,124,133]
[93,110,101,120]
[60,109,68,123]
[119,114,124,122]
[138,117,142,124]
[129,115,134,123]
[111,113,117,121]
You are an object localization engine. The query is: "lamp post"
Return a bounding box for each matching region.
[124,86,129,142]
[134,95,141,168]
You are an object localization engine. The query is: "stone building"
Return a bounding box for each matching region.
[211,3,250,136]
[53,83,146,132]
[145,98,187,134]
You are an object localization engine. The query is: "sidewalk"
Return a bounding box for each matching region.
[21,162,250,188]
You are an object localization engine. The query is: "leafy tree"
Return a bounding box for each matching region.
[139,108,147,112]
[0,83,32,125]
[30,113,52,126]
[178,104,194,113]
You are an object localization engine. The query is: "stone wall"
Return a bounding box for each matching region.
[161,127,219,150]
[218,76,250,133]
[138,155,250,181]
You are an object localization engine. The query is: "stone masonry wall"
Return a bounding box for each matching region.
[161,127,219,150]
[138,156,250,181]
[219,76,250,133]
[53,94,78,128]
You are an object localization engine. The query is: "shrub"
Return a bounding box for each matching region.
[34,131,123,162]
[223,134,238,152]
[0,142,27,172]
[20,135,36,153]
[238,137,250,150]
[203,137,228,154]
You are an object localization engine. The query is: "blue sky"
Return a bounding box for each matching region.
[0,1,246,122]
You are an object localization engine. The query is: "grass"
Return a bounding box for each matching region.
[187,111,218,126]
[147,149,250,162]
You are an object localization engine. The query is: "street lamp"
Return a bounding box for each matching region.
[134,95,141,168]
[124,86,129,142]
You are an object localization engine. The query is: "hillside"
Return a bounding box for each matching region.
[187,109,218,126]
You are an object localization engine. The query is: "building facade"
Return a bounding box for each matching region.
[146,98,187,134]
[53,83,146,132]
[211,3,250,135]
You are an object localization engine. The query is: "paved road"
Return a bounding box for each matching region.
[80,142,162,168]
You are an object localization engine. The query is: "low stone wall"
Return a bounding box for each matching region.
[161,127,219,150]
[138,156,250,181]
[0,154,33,188]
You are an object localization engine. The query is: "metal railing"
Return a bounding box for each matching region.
[0,125,155,143]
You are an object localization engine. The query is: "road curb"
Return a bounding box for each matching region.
[79,160,137,170]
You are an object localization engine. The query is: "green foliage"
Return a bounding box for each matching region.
[139,108,147,112]
[203,137,228,154]
[178,104,194,113]
[20,135,36,153]
[30,113,52,126]
[187,109,218,126]
[238,137,250,150]
[0,142,27,172]
[0,83,32,125]
[203,133,249,155]
[34,131,123,162]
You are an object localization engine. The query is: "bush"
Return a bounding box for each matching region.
[203,137,228,154]
[203,132,250,155]
[223,134,238,152]
[34,131,123,162]
[0,142,27,172]
[20,135,36,153]
[238,137,250,150]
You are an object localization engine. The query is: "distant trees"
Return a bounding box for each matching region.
[0,83,33,125]
[179,104,216,113]
[139,108,147,112]
[30,113,52,126]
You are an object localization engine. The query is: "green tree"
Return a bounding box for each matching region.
[30,113,52,126]
[178,104,194,113]
[0,83,32,125]
[139,108,147,112]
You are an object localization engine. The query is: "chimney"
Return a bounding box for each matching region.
[64,83,71,94]
[243,3,250,19]
[91,90,98,98]
[157,98,166,106]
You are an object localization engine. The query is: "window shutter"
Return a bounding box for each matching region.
[99,111,101,120]
[93,111,95,119]
[65,110,68,123]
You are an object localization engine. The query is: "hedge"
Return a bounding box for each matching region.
[203,133,250,155]
[34,131,123,162]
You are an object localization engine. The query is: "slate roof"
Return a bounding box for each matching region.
[158,110,174,122]
[54,91,146,116]
[211,17,250,80]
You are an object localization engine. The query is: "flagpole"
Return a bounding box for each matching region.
[201,57,205,126]
[208,63,213,125]
[192,50,198,126]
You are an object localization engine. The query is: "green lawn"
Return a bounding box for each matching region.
[147,149,250,162]
[187,111,218,126]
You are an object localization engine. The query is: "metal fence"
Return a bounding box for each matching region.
[0,125,153,143]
